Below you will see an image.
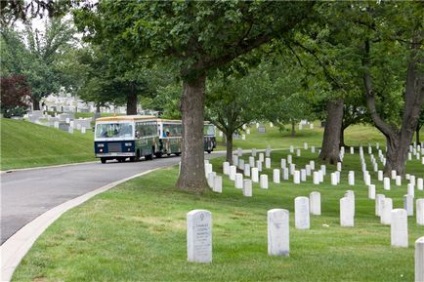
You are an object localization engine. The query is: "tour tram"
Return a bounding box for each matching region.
[94,115,159,163]
[94,115,215,163]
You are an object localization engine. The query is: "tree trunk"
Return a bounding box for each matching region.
[126,87,138,115]
[32,97,40,111]
[362,37,424,176]
[225,132,233,163]
[291,120,296,137]
[319,98,344,164]
[176,74,208,193]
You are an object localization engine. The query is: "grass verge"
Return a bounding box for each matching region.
[12,147,424,281]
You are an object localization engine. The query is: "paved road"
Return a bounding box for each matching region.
[0,157,184,245]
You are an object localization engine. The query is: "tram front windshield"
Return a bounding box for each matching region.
[95,122,134,139]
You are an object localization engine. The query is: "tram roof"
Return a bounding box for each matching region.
[95,115,157,122]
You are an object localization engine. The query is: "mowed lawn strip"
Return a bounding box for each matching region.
[13,148,424,281]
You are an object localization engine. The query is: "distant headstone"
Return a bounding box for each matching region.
[375,194,386,217]
[381,198,393,225]
[258,125,266,133]
[243,179,252,197]
[260,174,268,189]
[213,176,222,193]
[391,209,408,248]
[251,168,259,183]
[187,210,212,263]
[404,194,414,216]
[223,162,230,175]
[295,197,310,230]
[310,191,321,216]
[368,185,376,200]
[267,209,290,256]
[235,173,243,189]
[417,199,424,225]
[273,169,280,184]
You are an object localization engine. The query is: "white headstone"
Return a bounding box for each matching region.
[396,175,402,186]
[404,194,414,216]
[223,162,230,175]
[416,178,423,190]
[187,210,212,263]
[348,171,355,186]
[265,157,271,169]
[235,173,244,189]
[243,179,252,197]
[207,172,215,188]
[310,191,321,215]
[381,198,393,225]
[251,168,259,183]
[391,209,408,248]
[375,194,386,217]
[256,160,262,172]
[244,164,251,177]
[293,170,300,184]
[368,184,376,200]
[295,197,310,230]
[259,153,264,162]
[417,199,424,225]
[384,177,391,190]
[229,165,237,181]
[260,174,269,189]
[415,236,424,282]
[273,169,280,184]
[268,209,290,256]
[280,159,287,169]
[249,156,255,167]
[213,176,222,193]
[340,197,354,227]
[282,168,289,181]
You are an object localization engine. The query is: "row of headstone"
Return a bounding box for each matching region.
[187,209,424,281]
[27,111,92,134]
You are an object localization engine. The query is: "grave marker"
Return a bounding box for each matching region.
[417,199,424,225]
[295,197,310,230]
[268,209,290,256]
[391,209,408,248]
[243,179,252,197]
[260,174,268,189]
[340,197,354,227]
[381,198,393,225]
[187,210,212,263]
[310,191,321,215]
[415,237,424,282]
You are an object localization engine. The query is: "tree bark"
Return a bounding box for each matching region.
[225,131,233,164]
[32,97,40,111]
[291,120,296,137]
[176,74,208,193]
[126,86,138,115]
[319,98,344,164]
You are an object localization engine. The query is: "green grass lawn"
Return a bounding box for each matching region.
[0,118,96,170]
[10,121,424,281]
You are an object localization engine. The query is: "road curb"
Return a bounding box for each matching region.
[0,167,160,282]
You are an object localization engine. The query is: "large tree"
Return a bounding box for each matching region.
[74,1,314,192]
[360,2,424,176]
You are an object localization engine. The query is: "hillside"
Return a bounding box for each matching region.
[0,118,95,170]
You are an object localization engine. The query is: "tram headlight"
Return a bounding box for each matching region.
[97,143,104,148]
[125,142,132,147]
